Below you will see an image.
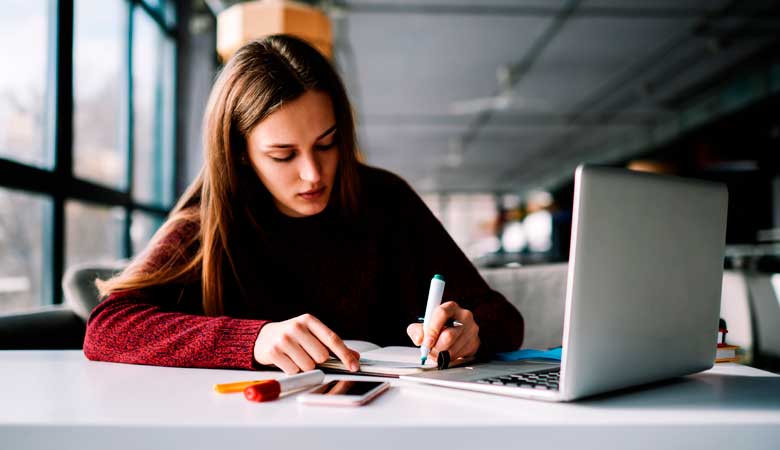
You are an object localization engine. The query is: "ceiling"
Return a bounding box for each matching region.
[208,0,780,194]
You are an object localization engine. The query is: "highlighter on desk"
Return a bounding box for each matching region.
[214,369,324,402]
[420,274,446,365]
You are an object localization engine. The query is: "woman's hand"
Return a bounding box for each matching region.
[254,313,360,374]
[406,301,480,360]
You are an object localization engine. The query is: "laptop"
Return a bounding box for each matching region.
[401,164,728,401]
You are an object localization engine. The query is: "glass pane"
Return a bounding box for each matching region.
[133,8,175,207]
[0,1,51,167]
[143,0,161,10]
[0,188,52,313]
[73,0,128,189]
[163,0,177,27]
[130,210,164,255]
[65,201,125,270]
[141,0,177,27]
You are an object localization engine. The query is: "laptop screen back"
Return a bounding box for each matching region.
[560,165,728,400]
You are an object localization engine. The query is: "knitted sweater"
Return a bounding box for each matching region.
[83,166,524,369]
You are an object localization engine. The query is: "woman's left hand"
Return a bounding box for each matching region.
[406,301,480,360]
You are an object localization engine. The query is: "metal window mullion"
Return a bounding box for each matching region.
[168,33,179,208]
[172,38,181,206]
[173,0,187,200]
[50,0,75,305]
[133,0,176,38]
[125,1,135,258]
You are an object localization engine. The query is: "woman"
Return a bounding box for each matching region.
[84,35,524,374]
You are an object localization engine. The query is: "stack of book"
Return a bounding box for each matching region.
[716,318,740,363]
[716,344,740,363]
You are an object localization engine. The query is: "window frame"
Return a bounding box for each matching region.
[0,0,179,308]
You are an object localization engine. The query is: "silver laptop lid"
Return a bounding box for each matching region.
[560,165,728,400]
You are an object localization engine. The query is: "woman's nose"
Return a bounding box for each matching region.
[299,153,322,183]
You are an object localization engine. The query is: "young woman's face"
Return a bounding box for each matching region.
[247,90,339,217]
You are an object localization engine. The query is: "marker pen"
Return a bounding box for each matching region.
[420,274,446,365]
[214,369,325,402]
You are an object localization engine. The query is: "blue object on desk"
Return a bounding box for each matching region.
[495,347,562,362]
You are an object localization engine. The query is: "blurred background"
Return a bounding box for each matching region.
[0,0,779,362]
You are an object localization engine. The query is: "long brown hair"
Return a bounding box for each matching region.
[97,35,363,316]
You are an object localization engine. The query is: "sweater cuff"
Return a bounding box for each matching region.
[213,318,269,370]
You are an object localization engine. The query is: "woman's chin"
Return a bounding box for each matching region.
[298,204,327,217]
[285,198,329,217]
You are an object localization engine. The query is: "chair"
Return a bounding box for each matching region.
[744,271,780,362]
[479,264,770,368]
[479,263,568,350]
[61,260,127,321]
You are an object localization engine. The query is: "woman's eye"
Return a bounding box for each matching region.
[316,142,337,152]
[270,153,294,162]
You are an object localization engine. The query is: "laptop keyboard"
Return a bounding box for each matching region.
[475,367,560,391]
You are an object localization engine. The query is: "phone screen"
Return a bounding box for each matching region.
[308,380,385,396]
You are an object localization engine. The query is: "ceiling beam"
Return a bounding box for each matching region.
[331,2,779,19]
[495,0,777,186]
[457,0,582,150]
[360,112,673,127]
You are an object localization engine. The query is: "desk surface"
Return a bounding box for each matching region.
[1,351,779,450]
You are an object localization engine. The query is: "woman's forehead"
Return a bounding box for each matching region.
[251,91,335,144]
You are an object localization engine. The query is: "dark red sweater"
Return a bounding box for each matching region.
[83,166,524,370]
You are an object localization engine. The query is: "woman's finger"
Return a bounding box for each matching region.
[303,314,360,372]
[349,349,361,360]
[446,328,479,360]
[295,324,332,364]
[421,301,460,351]
[451,305,475,326]
[280,336,317,372]
[270,348,300,374]
[431,326,463,354]
[406,323,423,345]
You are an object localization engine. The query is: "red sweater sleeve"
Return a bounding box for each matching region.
[82,219,268,370]
[83,290,267,369]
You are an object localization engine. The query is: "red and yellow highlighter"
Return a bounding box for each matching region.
[214,369,325,402]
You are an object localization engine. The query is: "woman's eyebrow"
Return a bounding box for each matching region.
[265,124,338,149]
[316,124,337,140]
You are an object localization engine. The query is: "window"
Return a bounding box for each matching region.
[65,201,126,269]
[73,0,128,189]
[131,210,164,255]
[0,0,177,313]
[0,1,52,168]
[0,188,52,313]
[132,8,176,207]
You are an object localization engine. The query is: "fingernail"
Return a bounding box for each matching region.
[350,362,359,372]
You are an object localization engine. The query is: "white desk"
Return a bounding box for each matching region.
[1,351,778,450]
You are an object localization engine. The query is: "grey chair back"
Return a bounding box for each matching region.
[479,263,568,350]
[62,261,127,321]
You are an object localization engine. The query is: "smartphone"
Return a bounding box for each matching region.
[297,380,390,406]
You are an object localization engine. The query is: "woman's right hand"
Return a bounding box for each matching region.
[253,313,360,374]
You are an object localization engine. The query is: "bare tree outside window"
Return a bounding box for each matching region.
[73,0,127,189]
[0,1,50,167]
[0,189,51,313]
[0,2,52,313]
[133,8,175,208]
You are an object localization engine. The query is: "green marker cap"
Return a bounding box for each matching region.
[433,274,445,282]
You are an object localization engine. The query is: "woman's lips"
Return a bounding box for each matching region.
[299,186,325,200]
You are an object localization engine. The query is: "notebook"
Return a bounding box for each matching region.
[319,340,473,377]
[401,165,729,401]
